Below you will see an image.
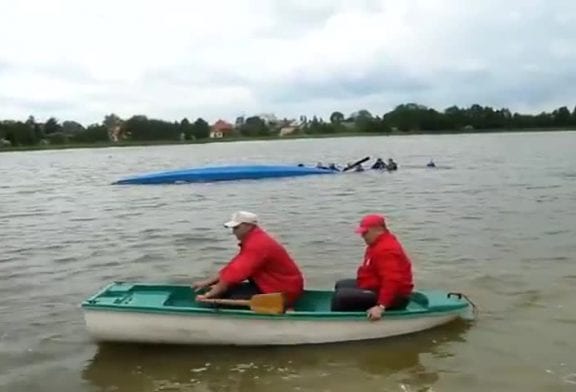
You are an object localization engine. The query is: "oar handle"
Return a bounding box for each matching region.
[200,298,250,306]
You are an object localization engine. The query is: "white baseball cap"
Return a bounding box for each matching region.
[224,211,259,228]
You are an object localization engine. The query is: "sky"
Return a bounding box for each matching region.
[1,0,575,125]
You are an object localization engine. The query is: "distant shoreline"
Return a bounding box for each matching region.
[1,127,575,153]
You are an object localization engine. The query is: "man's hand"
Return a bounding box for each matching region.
[367,305,385,321]
[196,294,209,302]
[195,281,228,303]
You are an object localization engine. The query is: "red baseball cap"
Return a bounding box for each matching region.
[354,214,386,234]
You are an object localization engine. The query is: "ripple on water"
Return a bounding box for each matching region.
[0,211,54,219]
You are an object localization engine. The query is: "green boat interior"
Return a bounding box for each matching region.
[82,282,469,317]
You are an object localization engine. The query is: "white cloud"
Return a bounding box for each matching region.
[0,0,575,125]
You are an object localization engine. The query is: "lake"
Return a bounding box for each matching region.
[1,131,575,391]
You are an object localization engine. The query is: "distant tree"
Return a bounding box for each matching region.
[356,109,373,119]
[25,115,43,141]
[44,117,62,135]
[71,124,109,143]
[552,106,571,127]
[330,111,345,124]
[240,116,270,137]
[46,132,69,144]
[122,115,181,141]
[191,118,211,139]
[180,118,194,140]
[103,113,122,129]
[307,117,336,134]
[62,121,85,134]
[0,121,37,145]
[103,113,124,142]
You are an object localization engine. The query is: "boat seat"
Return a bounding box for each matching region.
[121,291,172,307]
[293,291,334,312]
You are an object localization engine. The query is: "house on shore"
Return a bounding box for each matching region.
[210,119,234,138]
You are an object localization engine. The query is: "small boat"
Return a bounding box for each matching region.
[80,282,474,346]
[112,164,336,185]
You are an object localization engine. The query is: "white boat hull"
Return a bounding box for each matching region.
[83,309,462,346]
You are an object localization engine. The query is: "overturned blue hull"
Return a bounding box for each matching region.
[112,164,336,185]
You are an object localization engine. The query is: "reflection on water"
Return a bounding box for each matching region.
[82,321,471,392]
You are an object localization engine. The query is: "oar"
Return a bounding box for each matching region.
[342,156,370,172]
[200,293,285,315]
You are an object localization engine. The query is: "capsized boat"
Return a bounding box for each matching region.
[80,282,475,346]
[112,164,336,185]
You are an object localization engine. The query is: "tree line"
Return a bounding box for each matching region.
[1,103,575,148]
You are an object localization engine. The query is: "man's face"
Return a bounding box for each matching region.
[232,223,252,240]
[361,227,381,245]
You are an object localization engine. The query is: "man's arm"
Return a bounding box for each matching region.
[219,246,267,286]
[199,245,268,300]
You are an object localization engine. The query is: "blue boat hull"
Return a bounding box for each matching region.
[113,164,336,185]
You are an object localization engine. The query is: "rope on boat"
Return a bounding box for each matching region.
[448,291,479,319]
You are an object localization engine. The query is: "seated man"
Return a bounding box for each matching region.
[331,214,414,321]
[194,211,305,307]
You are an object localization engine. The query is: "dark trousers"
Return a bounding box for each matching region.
[330,278,410,311]
[221,280,262,300]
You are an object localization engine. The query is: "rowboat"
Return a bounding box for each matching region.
[80,282,474,346]
[112,164,336,185]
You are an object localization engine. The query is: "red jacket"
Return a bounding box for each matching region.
[356,231,414,307]
[219,226,304,305]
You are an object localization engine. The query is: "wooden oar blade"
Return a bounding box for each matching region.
[250,293,285,314]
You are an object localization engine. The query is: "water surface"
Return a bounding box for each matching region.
[1,132,575,391]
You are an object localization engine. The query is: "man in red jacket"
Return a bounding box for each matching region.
[194,211,305,307]
[331,214,414,321]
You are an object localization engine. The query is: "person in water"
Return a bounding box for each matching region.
[386,158,398,171]
[193,211,305,307]
[331,214,414,321]
[427,159,436,168]
[371,158,386,170]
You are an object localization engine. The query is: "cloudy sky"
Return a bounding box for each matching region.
[1,0,575,125]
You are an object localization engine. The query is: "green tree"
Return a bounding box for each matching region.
[62,121,85,135]
[122,115,181,141]
[240,116,270,137]
[44,117,62,135]
[306,116,335,134]
[329,111,344,124]
[180,118,194,140]
[552,106,571,126]
[191,118,211,139]
[0,121,37,145]
[71,124,109,143]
